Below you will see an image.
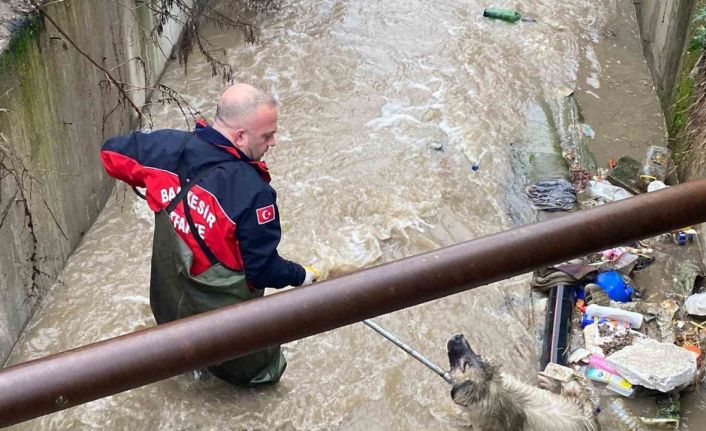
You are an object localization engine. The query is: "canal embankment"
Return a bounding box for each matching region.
[0,0,187,365]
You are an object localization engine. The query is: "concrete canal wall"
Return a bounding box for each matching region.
[635,1,706,245]
[0,1,186,364]
[634,0,695,112]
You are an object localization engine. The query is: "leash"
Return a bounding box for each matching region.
[363,319,452,384]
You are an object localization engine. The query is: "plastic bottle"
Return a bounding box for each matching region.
[646,180,668,192]
[685,293,706,316]
[587,180,633,201]
[585,304,643,329]
[638,146,671,190]
[608,398,646,431]
[483,7,522,23]
[472,148,488,171]
[586,368,634,397]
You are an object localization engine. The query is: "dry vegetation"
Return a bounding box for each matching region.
[682,54,706,180]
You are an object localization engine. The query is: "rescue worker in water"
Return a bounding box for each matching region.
[100,83,319,386]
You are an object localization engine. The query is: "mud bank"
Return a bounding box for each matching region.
[0,1,186,364]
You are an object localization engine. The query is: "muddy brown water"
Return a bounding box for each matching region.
[6,0,703,429]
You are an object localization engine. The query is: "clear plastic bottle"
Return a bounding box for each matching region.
[608,398,646,431]
[638,145,671,190]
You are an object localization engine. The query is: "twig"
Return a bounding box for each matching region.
[29,0,146,124]
[689,320,706,331]
[0,190,19,231]
[42,197,68,241]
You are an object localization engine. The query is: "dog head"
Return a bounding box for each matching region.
[446,333,499,407]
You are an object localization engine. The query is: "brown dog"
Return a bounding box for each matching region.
[447,334,599,431]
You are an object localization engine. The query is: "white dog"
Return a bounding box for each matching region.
[447,334,600,431]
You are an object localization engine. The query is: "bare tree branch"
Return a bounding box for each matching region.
[28,0,148,125]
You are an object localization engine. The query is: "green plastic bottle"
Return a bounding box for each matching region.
[483,7,522,23]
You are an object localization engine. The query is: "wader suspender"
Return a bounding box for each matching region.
[135,131,236,271]
[176,133,239,271]
[167,165,221,264]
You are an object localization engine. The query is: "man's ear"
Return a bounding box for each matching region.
[232,128,245,144]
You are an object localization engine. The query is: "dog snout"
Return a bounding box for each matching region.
[447,333,472,370]
[447,333,485,371]
[447,333,465,350]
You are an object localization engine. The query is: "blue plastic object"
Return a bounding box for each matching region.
[677,232,687,246]
[595,271,634,302]
[575,287,585,300]
[581,314,607,328]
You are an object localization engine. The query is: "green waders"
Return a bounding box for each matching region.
[148,150,286,387]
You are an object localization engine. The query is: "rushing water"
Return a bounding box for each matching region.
[7,0,688,429]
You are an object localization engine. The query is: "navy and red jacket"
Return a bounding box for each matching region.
[100,123,305,289]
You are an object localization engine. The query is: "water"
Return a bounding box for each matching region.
[6,0,688,429]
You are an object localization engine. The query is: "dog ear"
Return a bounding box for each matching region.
[482,358,501,377]
[450,381,474,406]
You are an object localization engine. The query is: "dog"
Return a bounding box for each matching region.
[447,334,599,431]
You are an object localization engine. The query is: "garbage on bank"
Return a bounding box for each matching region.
[527,138,706,428]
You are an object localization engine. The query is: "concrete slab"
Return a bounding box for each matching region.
[606,337,698,392]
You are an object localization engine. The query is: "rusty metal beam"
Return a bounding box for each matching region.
[2,180,706,427]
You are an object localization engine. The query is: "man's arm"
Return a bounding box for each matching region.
[236,189,306,289]
[100,132,149,187]
[100,129,185,187]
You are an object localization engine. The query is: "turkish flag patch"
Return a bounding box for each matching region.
[256,204,276,225]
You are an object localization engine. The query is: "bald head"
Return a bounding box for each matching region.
[211,83,279,160]
[214,83,277,129]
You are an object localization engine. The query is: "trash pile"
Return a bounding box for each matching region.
[525,179,577,211]
[520,87,598,214]
[528,144,706,429]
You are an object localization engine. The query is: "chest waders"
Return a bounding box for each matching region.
[148,134,286,387]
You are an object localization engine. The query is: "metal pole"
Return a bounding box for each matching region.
[363,319,453,384]
[2,180,706,427]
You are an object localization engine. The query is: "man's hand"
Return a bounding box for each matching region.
[302,265,320,285]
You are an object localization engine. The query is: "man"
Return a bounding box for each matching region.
[100,83,318,387]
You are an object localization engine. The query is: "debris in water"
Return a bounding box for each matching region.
[483,7,521,22]
[482,8,535,23]
[685,293,706,316]
[471,148,488,171]
[428,141,444,151]
[580,123,595,139]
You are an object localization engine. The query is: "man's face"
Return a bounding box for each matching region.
[236,104,278,161]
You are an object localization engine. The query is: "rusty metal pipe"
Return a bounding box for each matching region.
[2,180,706,427]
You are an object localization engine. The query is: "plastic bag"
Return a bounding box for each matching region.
[526,179,576,211]
[587,180,633,201]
